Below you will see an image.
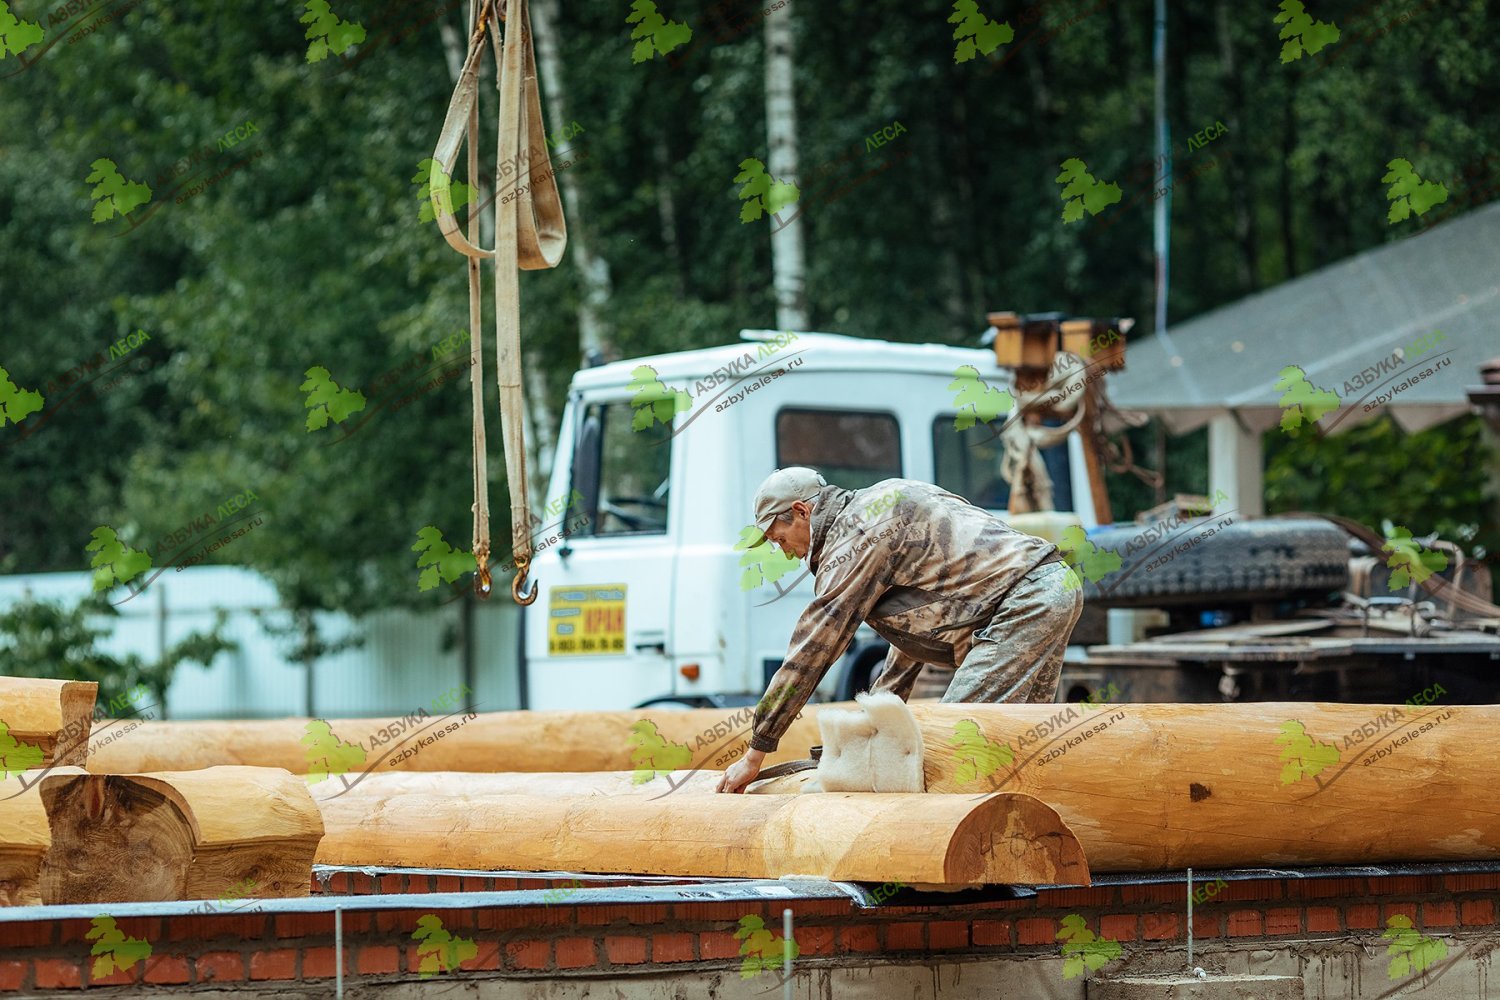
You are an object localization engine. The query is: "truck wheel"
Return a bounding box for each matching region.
[1080,517,1349,607]
[836,644,890,701]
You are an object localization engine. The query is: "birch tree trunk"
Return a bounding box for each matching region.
[765,3,808,331]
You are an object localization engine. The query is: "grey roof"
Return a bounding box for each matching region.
[1110,202,1500,435]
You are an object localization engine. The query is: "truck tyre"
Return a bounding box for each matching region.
[1080,517,1349,607]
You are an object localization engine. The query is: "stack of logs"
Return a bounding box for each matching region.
[3,675,1498,907]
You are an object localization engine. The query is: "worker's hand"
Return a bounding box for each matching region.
[716,749,767,794]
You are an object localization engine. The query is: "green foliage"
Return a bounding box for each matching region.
[85,525,152,592]
[947,365,1013,429]
[627,719,692,783]
[1056,159,1121,223]
[1381,524,1449,589]
[0,593,236,714]
[1274,365,1340,432]
[1382,158,1449,223]
[733,158,800,224]
[412,914,478,977]
[625,0,692,63]
[0,2,44,58]
[1273,0,1339,63]
[1274,720,1340,785]
[733,526,801,591]
[947,0,1012,64]
[85,159,151,223]
[0,365,43,425]
[1057,914,1120,979]
[300,366,367,431]
[412,526,473,592]
[734,914,798,978]
[86,916,152,978]
[1382,914,1448,980]
[949,719,1012,784]
[0,721,43,779]
[301,719,367,785]
[1056,526,1121,591]
[626,365,691,430]
[301,0,366,63]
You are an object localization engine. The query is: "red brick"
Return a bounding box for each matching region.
[505,940,549,970]
[1306,906,1341,932]
[653,933,695,962]
[1227,910,1263,936]
[1424,901,1459,927]
[1462,899,1496,926]
[0,961,24,991]
[436,875,462,893]
[1037,886,1117,908]
[8,921,55,947]
[1016,917,1057,945]
[1192,910,1222,939]
[465,942,501,971]
[1264,908,1301,936]
[1367,876,1428,896]
[1445,874,1500,892]
[34,959,83,989]
[929,921,968,949]
[1383,902,1418,927]
[605,935,648,965]
[249,949,297,981]
[973,919,1012,946]
[194,951,245,982]
[379,873,405,894]
[461,876,490,892]
[794,926,835,955]
[1287,877,1368,900]
[1143,912,1179,940]
[274,913,327,938]
[302,947,352,979]
[555,937,597,969]
[1221,880,1283,902]
[838,925,880,953]
[1119,883,1182,905]
[374,910,425,933]
[1101,914,1138,942]
[354,947,396,977]
[1346,904,1380,929]
[143,955,191,985]
[491,877,519,891]
[413,875,437,893]
[578,904,668,926]
[698,931,740,960]
[168,915,265,942]
[885,923,925,950]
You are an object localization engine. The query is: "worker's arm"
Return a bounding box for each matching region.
[869,645,924,700]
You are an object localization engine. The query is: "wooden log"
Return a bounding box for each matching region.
[37,766,323,904]
[315,781,1089,888]
[755,701,1500,873]
[86,705,830,782]
[0,678,98,772]
[0,795,48,906]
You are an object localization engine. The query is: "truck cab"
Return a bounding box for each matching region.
[522,329,1099,710]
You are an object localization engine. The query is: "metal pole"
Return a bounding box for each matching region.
[335,905,344,998]
[783,907,794,1000]
[1186,867,1194,968]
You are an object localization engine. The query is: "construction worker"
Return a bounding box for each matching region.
[716,467,1083,794]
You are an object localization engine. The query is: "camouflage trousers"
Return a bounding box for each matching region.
[940,560,1084,704]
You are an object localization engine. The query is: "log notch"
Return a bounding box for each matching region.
[315,782,1088,888]
[0,677,98,772]
[87,705,830,778]
[37,766,323,904]
[0,795,48,906]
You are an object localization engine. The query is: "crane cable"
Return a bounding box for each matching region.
[427,0,567,604]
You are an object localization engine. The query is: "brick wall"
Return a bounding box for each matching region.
[2,872,1498,992]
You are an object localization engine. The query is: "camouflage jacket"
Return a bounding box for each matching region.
[749,478,1059,753]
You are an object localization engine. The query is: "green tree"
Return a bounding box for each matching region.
[85,159,151,223]
[301,719,367,786]
[733,158,800,224]
[947,0,1012,64]
[0,365,44,426]
[1057,914,1121,979]
[1382,159,1449,224]
[1056,526,1121,592]
[0,721,43,779]
[734,914,799,978]
[86,916,152,978]
[300,0,366,63]
[412,914,478,977]
[948,365,1014,429]
[625,0,691,63]
[412,527,473,592]
[1383,914,1447,980]
[734,526,802,591]
[300,366,367,431]
[1274,720,1340,785]
[949,719,1013,784]
[628,719,692,784]
[85,526,152,592]
[1273,0,1340,63]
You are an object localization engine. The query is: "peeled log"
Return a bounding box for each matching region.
[86,706,830,778]
[755,702,1499,873]
[0,795,48,906]
[315,782,1089,888]
[0,677,98,770]
[37,766,323,904]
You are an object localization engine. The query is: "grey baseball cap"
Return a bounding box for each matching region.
[752,467,827,527]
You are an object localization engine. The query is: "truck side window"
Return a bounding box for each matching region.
[574,401,671,536]
[775,409,901,490]
[932,416,1074,512]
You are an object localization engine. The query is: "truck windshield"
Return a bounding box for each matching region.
[932,417,1074,512]
[775,408,902,490]
[573,400,671,535]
